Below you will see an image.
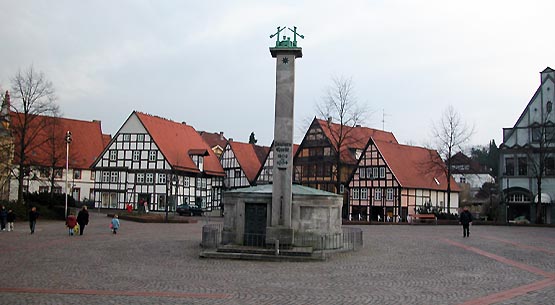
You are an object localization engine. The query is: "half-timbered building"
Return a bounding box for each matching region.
[220,140,269,189]
[92,112,224,212]
[293,118,397,217]
[8,110,109,203]
[255,141,299,185]
[348,139,460,222]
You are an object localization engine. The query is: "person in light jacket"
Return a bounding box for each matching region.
[111,214,120,235]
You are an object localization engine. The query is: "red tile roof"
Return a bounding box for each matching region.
[373,140,460,191]
[228,141,269,183]
[315,118,398,164]
[198,131,227,150]
[135,112,224,176]
[10,112,108,169]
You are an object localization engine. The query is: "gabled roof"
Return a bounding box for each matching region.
[448,152,490,174]
[372,140,460,192]
[10,112,108,169]
[254,142,299,183]
[227,141,269,183]
[314,118,398,164]
[198,131,227,151]
[135,112,224,176]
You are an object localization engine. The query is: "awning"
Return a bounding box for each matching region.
[534,193,552,204]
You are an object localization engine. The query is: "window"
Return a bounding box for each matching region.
[374,188,382,200]
[548,101,553,113]
[386,188,394,201]
[361,188,368,199]
[532,127,541,142]
[149,151,157,161]
[123,134,131,141]
[53,187,62,194]
[234,169,241,177]
[109,150,117,161]
[54,169,63,178]
[158,173,166,184]
[324,147,331,156]
[39,168,51,178]
[110,172,118,183]
[39,186,49,193]
[508,193,530,203]
[133,151,140,161]
[373,167,379,179]
[359,167,366,179]
[505,157,515,176]
[102,172,110,182]
[459,177,466,183]
[546,157,555,176]
[146,173,154,184]
[137,134,145,141]
[339,184,344,194]
[380,167,386,178]
[518,157,527,176]
[183,177,190,187]
[352,188,359,199]
[74,169,81,179]
[366,167,372,179]
[91,171,95,180]
[136,173,145,184]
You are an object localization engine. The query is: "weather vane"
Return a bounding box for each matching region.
[270,26,304,48]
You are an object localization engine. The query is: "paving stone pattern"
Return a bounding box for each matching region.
[0,213,553,305]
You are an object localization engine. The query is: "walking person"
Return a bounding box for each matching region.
[66,212,78,236]
[77,206,89,236]
[459,207,473,238]
[29,207,39,234]
[0,205,7,231]
[111,214,120,235]
[6,209,15,232]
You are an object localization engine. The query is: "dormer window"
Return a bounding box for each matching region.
[191,155,204,171]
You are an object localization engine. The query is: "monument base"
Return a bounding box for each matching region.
[265,226,294,247]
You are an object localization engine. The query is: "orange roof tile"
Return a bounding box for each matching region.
[10,112,107,169]
[198,131,227,150]
[135,112,224,176]
[228,141,269,183]
[373,140,460,191]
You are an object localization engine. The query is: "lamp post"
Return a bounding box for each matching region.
[64,131,72,218]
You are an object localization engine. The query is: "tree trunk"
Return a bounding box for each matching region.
[536,178,543,224]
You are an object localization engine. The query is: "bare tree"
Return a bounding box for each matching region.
[10,66,59,205]
[523,105,555,224]
[432,105,474,214]
[316,76,370,197]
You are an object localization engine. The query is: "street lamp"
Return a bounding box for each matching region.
[64,130,72,218]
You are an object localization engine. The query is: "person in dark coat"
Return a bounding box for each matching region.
[459,207,473,238]
[0,205,7,231]
[77,206,89,236]
[6,209,15,232]
[29,207,39,234]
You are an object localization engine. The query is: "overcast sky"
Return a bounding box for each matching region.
[1,1,554,150]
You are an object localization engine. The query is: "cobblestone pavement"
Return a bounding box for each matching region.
[0,212,554,305]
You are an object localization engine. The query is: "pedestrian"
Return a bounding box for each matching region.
[377,214,381,222]
[126,203,133,213]
[29,207,39,234]
[77,206,89,236]
[459,206,473,238]
[6,209,15,232]
[143,200,149,214]
[66,212,78,236]
[0,205,7,231]
[111,214,120,235]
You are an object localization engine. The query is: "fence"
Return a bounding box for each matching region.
[201,225,363,251]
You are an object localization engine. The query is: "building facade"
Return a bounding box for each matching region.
[8,110,109,203]
[92,112,224,212]
[348,139,460,222]
[220,140,268,189]
[499,67,555,224]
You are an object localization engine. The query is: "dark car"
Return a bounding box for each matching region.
[176,204,203,216]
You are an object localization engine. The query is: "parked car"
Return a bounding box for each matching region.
[512,216,530,225]
[176,204,203,216]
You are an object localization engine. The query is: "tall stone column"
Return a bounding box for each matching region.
[266,30,302,246]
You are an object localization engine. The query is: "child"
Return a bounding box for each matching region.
[66,212,78,236]
[111,214,120,234]
[6,209,15,232]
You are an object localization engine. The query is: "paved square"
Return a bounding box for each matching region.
[0,212,554,305]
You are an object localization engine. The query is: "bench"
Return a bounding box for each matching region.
[409,214,437,225]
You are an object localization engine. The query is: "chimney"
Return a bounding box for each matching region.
[1,90,10,117]
[181,121,187,125]
[229,138,233,142]
[355,124,361,127]
[219,131,224,140]
[327,117,332,123]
